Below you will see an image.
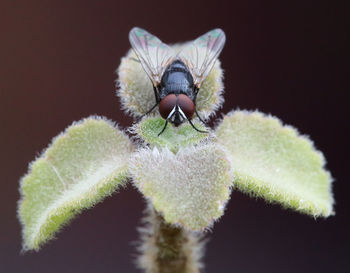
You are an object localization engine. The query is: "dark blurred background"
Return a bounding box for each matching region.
[0,1,348,273]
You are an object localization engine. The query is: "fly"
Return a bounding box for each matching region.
[129,27,226,136]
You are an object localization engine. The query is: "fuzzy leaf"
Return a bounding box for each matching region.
[18,117,134,251]
[130,144,233,230]
[216,110,334,217]
[136,117,209,153]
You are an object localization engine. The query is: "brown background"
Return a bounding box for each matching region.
[0,1,348,273]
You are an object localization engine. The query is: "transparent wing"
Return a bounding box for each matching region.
[178,29,226,88]
[129,27,176,86]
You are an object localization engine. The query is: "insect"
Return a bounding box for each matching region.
[129,27,226,135]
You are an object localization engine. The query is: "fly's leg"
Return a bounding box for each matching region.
[193,86,207,126]
[153,85,160,104]
[138,85,160,120]
[188,119,208,134]
[193,86,200,102]
[195,109,207,125]
[158,120,168,136]
[140,103,159,119]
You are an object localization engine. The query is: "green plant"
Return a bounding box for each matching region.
[18,43,334,273]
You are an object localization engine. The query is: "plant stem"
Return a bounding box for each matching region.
[137,204,204,273]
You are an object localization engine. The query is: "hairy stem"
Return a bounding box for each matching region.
[137,203,205,273]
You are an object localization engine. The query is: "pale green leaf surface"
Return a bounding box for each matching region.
[130,144,233,230]
[136,117,209,153]
[18,117,134,251]
[216,110,334,217]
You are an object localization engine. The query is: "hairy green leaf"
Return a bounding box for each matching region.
[18,117,134,251]
[216,110,334,217]
[130,144,233,230]
[136,117,209,153]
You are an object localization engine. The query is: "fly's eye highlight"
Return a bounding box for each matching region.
[159,94,177,119]
[178,94,195,119]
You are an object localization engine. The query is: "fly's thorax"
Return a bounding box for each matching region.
[160,60,195,100]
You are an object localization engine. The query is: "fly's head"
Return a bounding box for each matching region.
[159,94,195,127]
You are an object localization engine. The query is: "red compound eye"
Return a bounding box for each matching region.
[159,94,177,119]
[177,94,195,119]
